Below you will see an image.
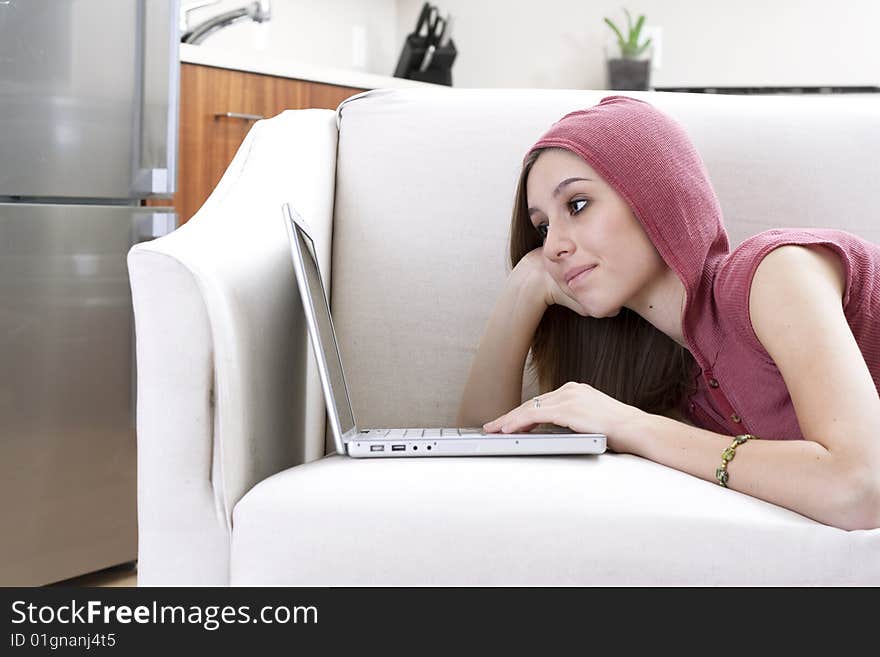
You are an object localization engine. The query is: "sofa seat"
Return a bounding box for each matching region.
[230,452,878,585]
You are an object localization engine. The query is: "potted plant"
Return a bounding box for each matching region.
[604,8,653,90]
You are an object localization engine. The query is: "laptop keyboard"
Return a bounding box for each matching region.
[359,428,485,438]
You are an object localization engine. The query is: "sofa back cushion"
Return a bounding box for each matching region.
[328,88,879,440]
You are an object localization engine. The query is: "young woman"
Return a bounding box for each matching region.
[457,95,880,531]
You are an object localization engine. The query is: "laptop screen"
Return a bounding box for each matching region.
[289,210,357,442]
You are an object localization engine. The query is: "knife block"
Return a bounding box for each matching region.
[393,34,457,87]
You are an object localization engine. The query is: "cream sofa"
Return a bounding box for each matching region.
[128,88,880,586]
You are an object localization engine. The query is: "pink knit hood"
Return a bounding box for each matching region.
[524,94,731,357]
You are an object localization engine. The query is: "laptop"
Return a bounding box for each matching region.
[282,202,607,458]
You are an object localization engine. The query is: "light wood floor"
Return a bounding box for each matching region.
[49,561,138,587]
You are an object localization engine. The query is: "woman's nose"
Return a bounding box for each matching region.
[543,222,576,257]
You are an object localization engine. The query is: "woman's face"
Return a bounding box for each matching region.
[526,148,666,318]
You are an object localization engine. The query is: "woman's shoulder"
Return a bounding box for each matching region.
[712,228,866,353]
[714,228,868,302]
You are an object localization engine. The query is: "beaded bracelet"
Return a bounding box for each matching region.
[715,434,760,487]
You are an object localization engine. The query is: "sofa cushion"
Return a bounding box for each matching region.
[230,453,879,585]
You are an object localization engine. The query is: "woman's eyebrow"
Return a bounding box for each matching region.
[528,177,593,215]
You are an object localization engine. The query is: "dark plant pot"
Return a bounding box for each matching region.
[607,58,651,90]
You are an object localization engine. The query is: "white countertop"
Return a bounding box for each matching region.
[180,43,438,91]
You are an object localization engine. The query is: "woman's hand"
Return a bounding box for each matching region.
[482,381,644,451]
[520,248,590,317]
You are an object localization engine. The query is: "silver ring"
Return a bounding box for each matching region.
[533,396,541,409]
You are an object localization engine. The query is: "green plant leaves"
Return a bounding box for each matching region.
[605,7,651,59]
[603,17,627,50]
[628,14,645,50]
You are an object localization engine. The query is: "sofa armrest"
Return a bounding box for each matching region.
[128,109,337,584]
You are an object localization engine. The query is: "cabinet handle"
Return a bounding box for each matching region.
[214,112,265,121]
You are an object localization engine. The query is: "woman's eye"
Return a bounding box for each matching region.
[569,198,589,214]
[534,199,590,241]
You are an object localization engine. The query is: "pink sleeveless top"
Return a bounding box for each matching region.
[679,228,880,440]
[526,95,880,440]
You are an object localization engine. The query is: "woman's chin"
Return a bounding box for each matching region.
[570,289,621,318]
[593,303,622,318]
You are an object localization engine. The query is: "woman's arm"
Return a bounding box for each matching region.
[614,410,878,531]
[619,244,880,532]
[456,254,548,428]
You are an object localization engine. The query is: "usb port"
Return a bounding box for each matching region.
[370,444,384,452]
[391,444,406,452]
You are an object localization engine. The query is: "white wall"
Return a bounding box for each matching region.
[396,0,880,89]
[182,0,880,88]
[181,0,401,74]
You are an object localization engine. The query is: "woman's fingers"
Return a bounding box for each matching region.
[483,388,570,433]
[484,409,542,433]
[485,400,530,432]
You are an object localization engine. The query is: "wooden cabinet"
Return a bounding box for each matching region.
[150,63,366,223]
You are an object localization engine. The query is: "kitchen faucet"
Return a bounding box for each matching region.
[180,0,272,44]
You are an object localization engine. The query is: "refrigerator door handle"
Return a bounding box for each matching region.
[133,211,178,243]
[132,0,180,197]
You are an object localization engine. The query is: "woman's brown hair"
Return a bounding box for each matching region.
[510,148,698,419]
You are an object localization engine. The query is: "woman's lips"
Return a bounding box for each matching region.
[568,265,597,287]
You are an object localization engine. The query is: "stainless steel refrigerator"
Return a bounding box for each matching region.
[0,0,180,585]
